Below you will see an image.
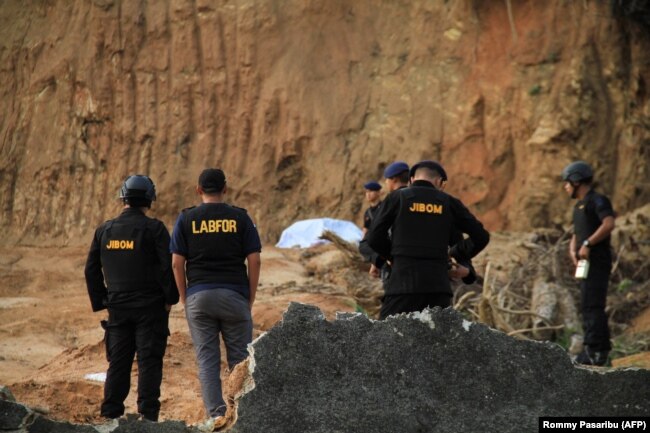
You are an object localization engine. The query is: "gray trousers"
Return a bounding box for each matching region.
[185,288,252,418]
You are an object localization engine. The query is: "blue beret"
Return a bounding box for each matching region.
[383,161,410,179]
[363,181,382,191]
[409,160,448,181]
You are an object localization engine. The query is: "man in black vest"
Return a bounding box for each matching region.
[170,168,261,430]
[85,175,179,422]
[367,160,489,319]
[562,161,615,366]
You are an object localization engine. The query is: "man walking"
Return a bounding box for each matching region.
[170,168,261,429]
[85,175,179,422]
[367,160,489,319]
[562,161,615,366]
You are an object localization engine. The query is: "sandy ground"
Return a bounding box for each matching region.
[0,245,357,424]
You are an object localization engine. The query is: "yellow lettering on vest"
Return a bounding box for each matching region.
[408,202,444,214]
[191,219,239,234]
[106,240,134,250]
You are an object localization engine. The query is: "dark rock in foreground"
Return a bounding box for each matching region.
[231,303,649,433]
[0,399,195,433]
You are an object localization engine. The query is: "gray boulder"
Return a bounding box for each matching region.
[230,303,650,433]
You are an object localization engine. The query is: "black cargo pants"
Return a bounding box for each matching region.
[580,257,612,352]
[101,305,170,421]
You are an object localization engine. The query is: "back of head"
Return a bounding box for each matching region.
[199,168,227,194]
[119,175,156,208]
[561,161,593,184]
[410,160,448,182]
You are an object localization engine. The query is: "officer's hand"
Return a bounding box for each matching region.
[369,264,380,278]
[448,264,470,281]
[570,251,579,267]
[165,304,172,312]
[578,245,590,260]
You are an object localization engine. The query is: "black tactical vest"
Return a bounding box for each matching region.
[181,203,250,287]
[100,218,158,292]
[390,185,453,260]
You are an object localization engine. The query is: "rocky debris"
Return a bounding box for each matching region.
[230,303,650,433]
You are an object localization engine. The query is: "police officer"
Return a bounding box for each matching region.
[362,181,382,235]
[84,175,179,422]
[405,161,477,286]
[367,160,489,319]
[359,161,410,279]
[562,161,615,366]
[170,168,261,429]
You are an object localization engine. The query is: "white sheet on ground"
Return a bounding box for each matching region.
[275,218,363,248]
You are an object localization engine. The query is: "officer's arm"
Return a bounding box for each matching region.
[153,222,179,307]
[366,193,398,259]
[448,197,489,261]
[172,254,187,305]
[358,236,386,268]
[247,252,261,309]
[84,229,107,312]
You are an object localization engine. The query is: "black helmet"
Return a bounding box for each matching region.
[561,161,593,183]
[119,175,156,205]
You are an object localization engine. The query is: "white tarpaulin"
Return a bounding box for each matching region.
[275,218,363,248]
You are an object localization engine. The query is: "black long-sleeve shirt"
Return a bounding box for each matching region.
[366,180,489,295]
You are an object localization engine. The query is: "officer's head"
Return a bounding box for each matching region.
[410,160,447,189]
[363,181,382,203]
[383,161,410,191]
[119,175,156,208]
[561,161,593,199]
[198,168,227,196]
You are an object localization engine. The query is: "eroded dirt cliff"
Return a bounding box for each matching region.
[1,0,648,243]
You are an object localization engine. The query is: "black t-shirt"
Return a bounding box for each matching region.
[573,189,615,261]
[170,203,262,298]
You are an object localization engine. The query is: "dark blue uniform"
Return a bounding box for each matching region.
[84,207,178,421]
[573,189,615,353]
[367,180,489,319]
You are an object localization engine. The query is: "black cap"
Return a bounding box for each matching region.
[409,160,448,181]
[199,168,226,193]
[383,161,410,179]
[363,181,382,191]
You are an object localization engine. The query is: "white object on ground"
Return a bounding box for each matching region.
[275,218,363,248]
[85,372,107,383]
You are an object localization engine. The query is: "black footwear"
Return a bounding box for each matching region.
[576,347,609,366]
